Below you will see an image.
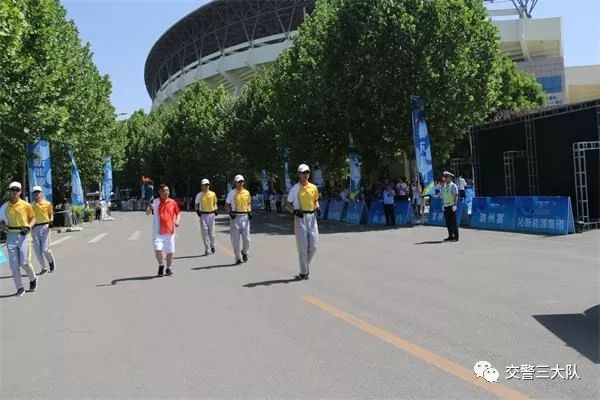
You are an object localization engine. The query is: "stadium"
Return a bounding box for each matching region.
[145,0,315,110]
[145,0,600,110]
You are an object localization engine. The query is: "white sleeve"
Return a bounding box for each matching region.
[287,185,298,209]
[194,193,201,205]
[225,190,235,206]
[0,202,7,223]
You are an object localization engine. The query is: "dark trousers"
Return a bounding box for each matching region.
[459,190,466,198]
[384,204,395,226]
[443,206,459,240]
[265,200,272,212]
[275,202,282,213]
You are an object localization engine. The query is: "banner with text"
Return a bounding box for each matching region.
[27,140,53,203]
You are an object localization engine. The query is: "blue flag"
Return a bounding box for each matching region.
[313,162,325,190]
[349,134,362,200]
[261,169,270,195]
[27,139,53,203]
[103,158,113,202]
[283,148,292,192]
[410,96,434,195]
[68,148,84,206]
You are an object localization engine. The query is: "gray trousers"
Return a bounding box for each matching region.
[294,213,319,275]
[6,231,36,290]
[230,214,250,261]
[200,213,216,252]
[32,224,55,269]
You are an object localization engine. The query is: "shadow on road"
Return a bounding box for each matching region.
[96,275,158,286]
[0,293,16,298]
[174,254,207,260]
[191,263,238,271]
[533,304,599,364]
[415,240,444,245]
[243,277,302,288]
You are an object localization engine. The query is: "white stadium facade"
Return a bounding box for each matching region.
[145,0,600,110]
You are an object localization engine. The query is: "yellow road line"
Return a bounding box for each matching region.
[303,296,530,400]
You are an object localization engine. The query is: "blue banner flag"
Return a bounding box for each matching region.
[349,134,362,200]
[283,148,292,192]
[27,140,53,203]
[261,169,270,195]
[68,148,84,206]
[410,96,434,192]
[428,198,466,226]
[103,158,113,202]
[313,162,325,190]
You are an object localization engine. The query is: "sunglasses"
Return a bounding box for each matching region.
[10,188,21,192]
[301,171,310,175]
[33,191,41,194]
[236,181,244,183]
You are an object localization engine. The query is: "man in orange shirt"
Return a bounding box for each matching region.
[146,184,181,276]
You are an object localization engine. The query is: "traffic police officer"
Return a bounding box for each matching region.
[195,178,218,256]
[0,182,38,296]
[442,171,459,242]
[286,164,320,280]
[31,185,56,274]
[225,175,252,265]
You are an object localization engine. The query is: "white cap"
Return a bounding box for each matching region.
[234,175,245,182]
[32,185,43,192]
[8,182,21,190]
[298,164,310,173]
[443,171,454,177]
[201,179,210,185]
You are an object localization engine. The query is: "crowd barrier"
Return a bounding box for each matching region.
[471,196,575,235]
[317,200,329,220]
[326,200,347,221]
[343,201,368,224]
[368,200,413,226]
[427,198,467,226]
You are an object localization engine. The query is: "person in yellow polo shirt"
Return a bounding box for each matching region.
[31,185,56,274]
[0,182,37,296]
[286,164,320,280]
[225,175,252,265]
[194,178,218,256]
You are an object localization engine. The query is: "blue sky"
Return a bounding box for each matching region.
[62,0,600,115]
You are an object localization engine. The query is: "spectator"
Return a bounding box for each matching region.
[433,179,442,199]
[411,181,423,218]
[340,187,350,202]
[396,178,408,201]
[458,175,467,198]
[274,191,283,213]
[266,192,274,213]
[94,197,101,222]
[383,181,396,227]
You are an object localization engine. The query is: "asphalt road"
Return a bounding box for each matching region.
[1,210,598,399]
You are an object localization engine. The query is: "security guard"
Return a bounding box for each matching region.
[31,185,56,274]
[195,178,218,256]
[442,171,459,242]
[0,182,37,296]
[286,164,320,280]
[225,175,252,265]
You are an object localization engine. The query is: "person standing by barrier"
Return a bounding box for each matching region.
[0,182,38,296]
[286,164,320,280]
[225,175,252,265]
[275,191,282,213]
[194,179,218,256]
[146,184,181,276]
[383,181,396,227]
[442,172,459,242]
[31,186,56,274]
[458,175,467,199]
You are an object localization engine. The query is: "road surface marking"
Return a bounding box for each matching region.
[216,241,235,257]
[264,223,289,231]
[50,236,72,246]
[128,231,142,241]
[303,296,530,400]
[88,233,107,244]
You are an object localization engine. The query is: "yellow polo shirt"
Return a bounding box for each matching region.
[6,199,34,228]
[227,188,251,212]
[33,199,53,223]
[200,191,217,212]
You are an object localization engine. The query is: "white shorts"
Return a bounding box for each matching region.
[153,234,175,253]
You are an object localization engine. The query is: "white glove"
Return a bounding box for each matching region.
[452,205,457,212]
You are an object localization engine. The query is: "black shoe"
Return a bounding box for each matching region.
[242,253,248,262]
[443,237,452,242]
[15,287,25,297]
[165,268,173,276]
[157,265,164,276]
[49,262,55,272]
[451,238,459,242]
[39,268,48,275]
[211,247,215,254]
[235,259,242,265]
[300,274,309,280]
[29,278,38,292]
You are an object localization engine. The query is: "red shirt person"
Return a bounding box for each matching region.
[146,184,181,276]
